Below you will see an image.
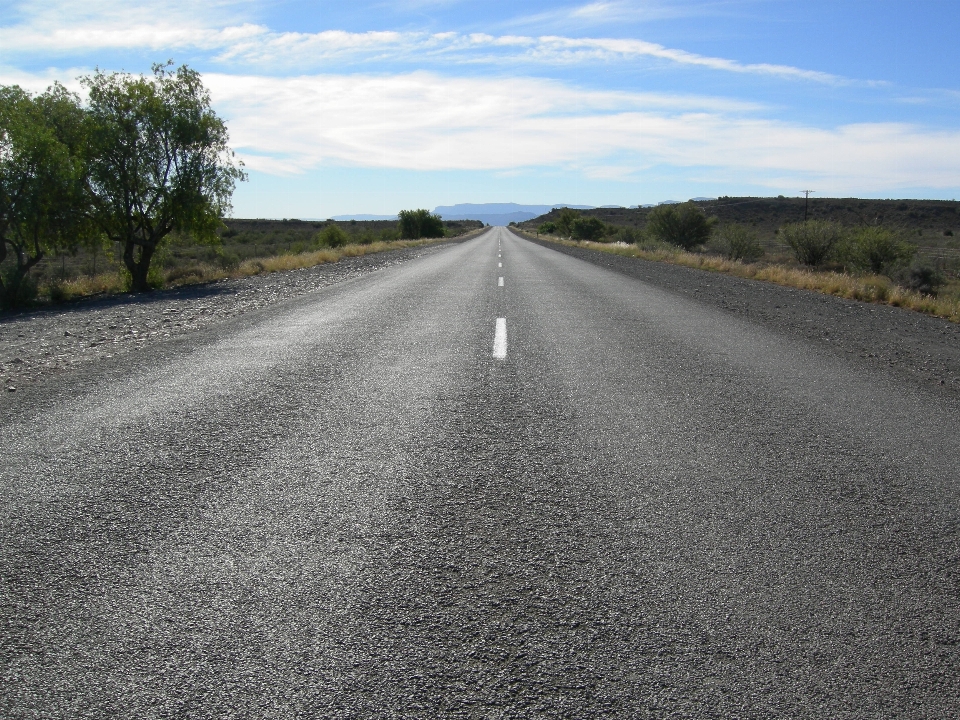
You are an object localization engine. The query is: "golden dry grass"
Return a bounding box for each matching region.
[39,235,471,304]
[526,232,960,323]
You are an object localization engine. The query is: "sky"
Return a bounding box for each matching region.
[2,0,960,218]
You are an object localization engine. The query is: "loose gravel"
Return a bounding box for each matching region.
[0,239,471,392]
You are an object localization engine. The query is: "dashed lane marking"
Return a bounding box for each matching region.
[498,277,504,286]
[493,318,507,359]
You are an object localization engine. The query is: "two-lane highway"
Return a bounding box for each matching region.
[2,227,959,717]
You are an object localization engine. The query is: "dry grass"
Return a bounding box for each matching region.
[527,232,960,323]
[39,235,467,304]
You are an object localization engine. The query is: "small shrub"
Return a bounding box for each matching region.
[570,216,606,241]
[48,281,69,304]
[646,202,714,250]
[612,226,640,244]
[780,220,844,266]
[712,224,764,262]
[891,260,944,296]
[316,224,350,248]
[840,226,915,274]
[555,208,580,236]
[218,251,241,269]
[538,221,557,234]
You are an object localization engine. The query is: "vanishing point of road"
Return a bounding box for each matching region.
[2,227,959,718]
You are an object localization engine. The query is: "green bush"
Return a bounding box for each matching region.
[780,220,843,266]
[398,209,444,239]
[555,208,580,236]
[646,202,714,250]
[316,224,350,248]
[712,224,764,262]
[612,226,640,244]
[538,221,557,234]
[570,216,606,241]
[841,227,915,274]
[891,260,944,296]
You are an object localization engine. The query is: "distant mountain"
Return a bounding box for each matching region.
[434,202,595,226]
[330,213,397,221]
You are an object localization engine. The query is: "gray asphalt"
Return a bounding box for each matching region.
[2,227,960,718]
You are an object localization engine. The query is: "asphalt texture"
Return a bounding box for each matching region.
[2,227,960,718]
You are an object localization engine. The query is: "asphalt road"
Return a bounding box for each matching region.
[2,227,960,718]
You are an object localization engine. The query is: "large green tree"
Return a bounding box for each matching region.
[84,63,245,292]
[0,83,91,308]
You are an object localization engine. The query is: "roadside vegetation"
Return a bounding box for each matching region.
[519,203,960,323]
[11,217,482,307]
[1,64,481,311]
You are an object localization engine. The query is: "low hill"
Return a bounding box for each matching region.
[520,197,960,251]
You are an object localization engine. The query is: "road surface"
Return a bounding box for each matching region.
[2,227,959,718]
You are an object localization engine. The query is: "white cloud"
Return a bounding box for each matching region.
[0,1,853,85]
[213,30,850,84]
[202,71,960,192]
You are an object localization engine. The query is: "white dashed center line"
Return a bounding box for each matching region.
[493,318,507,359]
[498,262,502,268]
[498,277,504,286]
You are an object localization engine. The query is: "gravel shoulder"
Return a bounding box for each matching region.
[0,237,475,392]
[520,232,960,394]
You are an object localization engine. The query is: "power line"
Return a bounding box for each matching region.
[801,190,815,221]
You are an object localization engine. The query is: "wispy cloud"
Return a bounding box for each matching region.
[505,0,711,29]
[195,71,960,192]
[0,0,854,85]
[215,30,853,84]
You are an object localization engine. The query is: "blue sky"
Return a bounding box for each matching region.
[2,0,960,218]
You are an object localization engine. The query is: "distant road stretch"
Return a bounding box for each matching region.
[3,227,959,718]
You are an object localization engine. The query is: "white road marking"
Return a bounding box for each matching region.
[498,277,504,286]
[498,262,502,268]
[493,318,507,359]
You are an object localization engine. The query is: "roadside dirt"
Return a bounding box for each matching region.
[0,239,470,392]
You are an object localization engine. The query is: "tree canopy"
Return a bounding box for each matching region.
[0,83,92,307]
[84,62,245,291]
[398,209,444,239]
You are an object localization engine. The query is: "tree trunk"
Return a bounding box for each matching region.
[124,241,156,293]
[0,241,43,309]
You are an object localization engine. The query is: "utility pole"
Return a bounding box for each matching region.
[801,190,815,221]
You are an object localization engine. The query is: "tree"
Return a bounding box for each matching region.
[646,202,714,250]
[84,63,245,292]
[537,221,556,234]
[398,209,444,239]
[0,84,91,308]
